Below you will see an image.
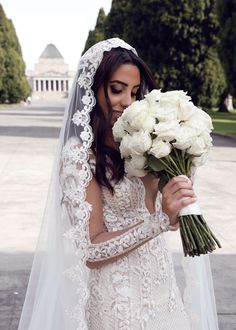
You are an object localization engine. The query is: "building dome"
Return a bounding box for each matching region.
[39,44,64,59]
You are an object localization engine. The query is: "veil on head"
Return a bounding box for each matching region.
[18,38,218,330]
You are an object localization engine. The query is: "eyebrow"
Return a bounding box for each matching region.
[109,80,140,88]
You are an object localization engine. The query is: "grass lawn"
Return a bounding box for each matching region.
[206,110,236,138]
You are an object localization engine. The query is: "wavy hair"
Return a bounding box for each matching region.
[90,47,156,193]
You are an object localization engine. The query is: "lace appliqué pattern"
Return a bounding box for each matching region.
[86,173,190,329]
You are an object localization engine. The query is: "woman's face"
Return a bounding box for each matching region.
[97,64,141,125]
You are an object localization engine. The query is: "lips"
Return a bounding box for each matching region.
[112,110,123,118]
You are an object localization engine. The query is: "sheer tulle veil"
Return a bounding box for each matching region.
[18,38,219,330]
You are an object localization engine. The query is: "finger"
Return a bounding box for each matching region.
[177,197,197,210]
[163,176,191,191]
[163,181,193,196]
[173,188,196,200]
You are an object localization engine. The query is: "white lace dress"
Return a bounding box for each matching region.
[60,139,190,330]
[85,165,190,330]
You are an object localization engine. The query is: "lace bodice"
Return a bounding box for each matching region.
[60,138,190,329]
[60,138,169,263]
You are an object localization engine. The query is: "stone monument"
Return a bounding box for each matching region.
[27,44,75,101]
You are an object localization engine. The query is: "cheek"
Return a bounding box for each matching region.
[107,92,120,108]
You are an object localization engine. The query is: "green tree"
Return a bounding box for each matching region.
[0,4,31,103]
[217,0,236,98]
[104,0,130,38]
[83,8,107,54]
[114,0,226,109]
[84,0,226,109]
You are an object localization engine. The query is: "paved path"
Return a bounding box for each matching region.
[0,104,236,330]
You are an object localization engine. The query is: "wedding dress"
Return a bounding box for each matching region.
[18,38,218,330]
[60,137,191,330]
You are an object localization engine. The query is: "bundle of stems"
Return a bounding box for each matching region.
[147,148,221,257]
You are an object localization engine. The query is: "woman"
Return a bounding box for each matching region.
[18,38,218,330]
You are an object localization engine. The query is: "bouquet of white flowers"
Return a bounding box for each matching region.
[112,89,221,257]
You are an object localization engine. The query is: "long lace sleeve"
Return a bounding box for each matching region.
[87,211,170,262]
[60,138,170,264]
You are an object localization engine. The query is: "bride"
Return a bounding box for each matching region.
[18,38,219,329]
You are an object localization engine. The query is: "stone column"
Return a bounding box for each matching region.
[43,80,46,92]
[33,79,37,92]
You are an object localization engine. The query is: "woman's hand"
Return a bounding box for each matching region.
[161,176,196,229]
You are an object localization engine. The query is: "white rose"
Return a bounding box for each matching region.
[200,130,213,148]
[122,99,146,122]
[129,130,152,155]
[159,90,191,109]
[187,136,208,156]
[186,109,213,134]
[131,112,156,132]
[192,152,209,167]
[196,109,213,130]
[112,116,126,141]
[154,106,178,122]
[172,126,196,150]
[161,90,191,101]
[144,89,162,108]
[119,134,133,158]
[130,154,147,169]
[154,120,180,141]
[125,158,147,177]
[122,99,156,132]
[149,139,172,158]
[177,99,197,121]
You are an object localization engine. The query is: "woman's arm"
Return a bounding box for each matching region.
[60,166,170,269]
[86,176,170,268]
[60,141,196,269]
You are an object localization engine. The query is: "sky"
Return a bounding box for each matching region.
[1,0,112,71]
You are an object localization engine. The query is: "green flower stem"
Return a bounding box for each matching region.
[167,155,183,175]
[196,216,222,248]
[190,219,212,249]
[183,217,198,251]
[158,158,178,177]
[179,213,221,256]
[179,218,191,248]
[173,149,186,174]
[192,215,217,246]
[179,228,188,256]
[189,216,205,247]
[150,151,221,257]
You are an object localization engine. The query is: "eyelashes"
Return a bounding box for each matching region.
[110,86,138,97]
[110,86,121,94]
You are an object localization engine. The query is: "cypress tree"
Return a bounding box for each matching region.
[0,4,31,103]
[83,8,107,54]
[104,0,130,38]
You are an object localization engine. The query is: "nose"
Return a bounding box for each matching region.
[121,92,133,109]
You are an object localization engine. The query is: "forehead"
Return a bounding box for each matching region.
[110,64,141,85]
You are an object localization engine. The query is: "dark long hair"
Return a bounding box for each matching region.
[90,47,157,193]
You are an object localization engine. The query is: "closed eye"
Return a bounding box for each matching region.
[110,86,121,94]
